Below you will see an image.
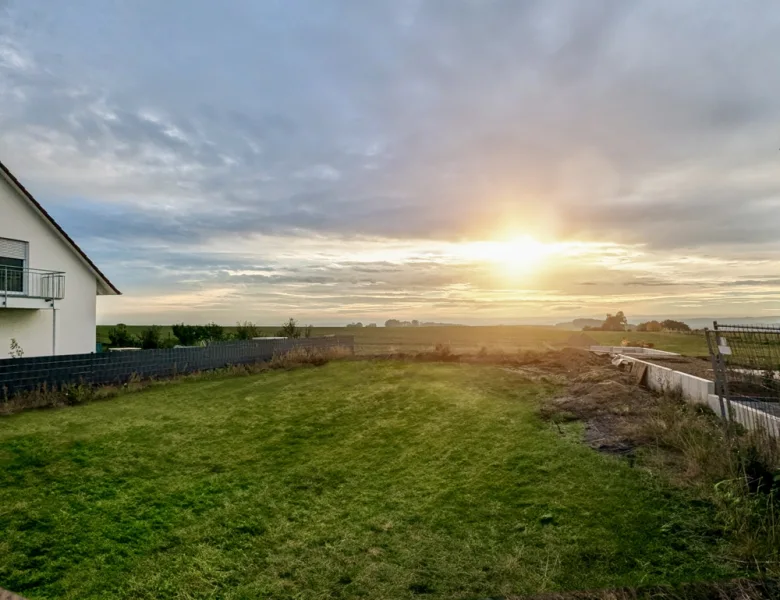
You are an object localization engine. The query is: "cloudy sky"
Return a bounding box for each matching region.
[1,0,780,325]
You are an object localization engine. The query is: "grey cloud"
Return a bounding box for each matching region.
[3,0,780,322]
[623,278,685,287]
[4,0,778,251]
[722,279,780,287]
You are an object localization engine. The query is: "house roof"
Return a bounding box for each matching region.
[0,159,121,295]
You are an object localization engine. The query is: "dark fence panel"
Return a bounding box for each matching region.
[0,336,354,398]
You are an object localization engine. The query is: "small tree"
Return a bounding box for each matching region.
[601,311,628,332]
[138,326,162,350]
[304,324,313,338]
[235,321,259,340]
[277,318,301,339]
[171,323,202,346]
[108,323,137,347]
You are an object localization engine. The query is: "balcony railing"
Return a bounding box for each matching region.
[1,267,65,301]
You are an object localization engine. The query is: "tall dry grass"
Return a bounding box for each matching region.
[642,391,780,573]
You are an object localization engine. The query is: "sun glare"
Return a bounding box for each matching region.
[458,235,553,274]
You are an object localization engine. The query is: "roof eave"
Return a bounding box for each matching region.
[0,159,122,295]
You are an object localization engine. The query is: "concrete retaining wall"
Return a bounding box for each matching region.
[589,346,679,356]
[718,396,780,437]
[616,354,780,436]
[618,354,715,404]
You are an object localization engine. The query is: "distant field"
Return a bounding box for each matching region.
[0,362,736,598]
[96,324,708,356]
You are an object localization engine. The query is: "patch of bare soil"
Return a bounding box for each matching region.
[0,587,27,600]
[515,577,779,600]
[368,347,608,376]
[527,352,658,455]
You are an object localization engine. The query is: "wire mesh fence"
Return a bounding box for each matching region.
[0,336,354,399]
[706,322,780,459]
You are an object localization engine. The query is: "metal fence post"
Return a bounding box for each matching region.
[705,327,729,421]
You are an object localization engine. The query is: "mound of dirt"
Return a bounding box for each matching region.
[565,332,599,348]
[497,347,610,375]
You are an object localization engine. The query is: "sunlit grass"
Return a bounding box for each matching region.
[0,361,737,599]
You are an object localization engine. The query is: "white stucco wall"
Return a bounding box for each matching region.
[0,175,98,357]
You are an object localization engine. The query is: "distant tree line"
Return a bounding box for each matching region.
[384,319,462,327]
[582,312,691,333]
[345,322,377,328]
[636,319,691,333]
[106,318,313,350]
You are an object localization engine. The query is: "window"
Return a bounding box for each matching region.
[0,257,23,293]
[0,238,27,294]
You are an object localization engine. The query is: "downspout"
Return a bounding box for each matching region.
[52,303,57,356]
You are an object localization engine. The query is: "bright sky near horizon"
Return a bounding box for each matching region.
[1,1,780,325]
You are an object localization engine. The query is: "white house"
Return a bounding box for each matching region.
[0,160,120,358]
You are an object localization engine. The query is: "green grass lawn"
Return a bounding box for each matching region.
[96,324,708,356]
[0,361,737,599]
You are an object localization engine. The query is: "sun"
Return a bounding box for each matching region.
[457,235,553,274]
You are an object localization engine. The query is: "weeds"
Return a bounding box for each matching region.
[8,338,24,359]
[530,351,780,576]
[0,346,352,416]
[626,391,780,574]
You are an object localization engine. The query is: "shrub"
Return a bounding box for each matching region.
[63,383,96,406]
[204,322,225,342]
[108,324,138,347]
[268,346,350,369]
[661,319,692,332]
[171,323,202,346]
[161,334,179,349]
[138,326,163,350]
[434,343,453,358]
[277,318,302,339]
[235,321,259,340]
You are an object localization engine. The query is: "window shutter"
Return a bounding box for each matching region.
[0,238,28,260]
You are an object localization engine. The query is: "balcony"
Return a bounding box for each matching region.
[1,267,65,308]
